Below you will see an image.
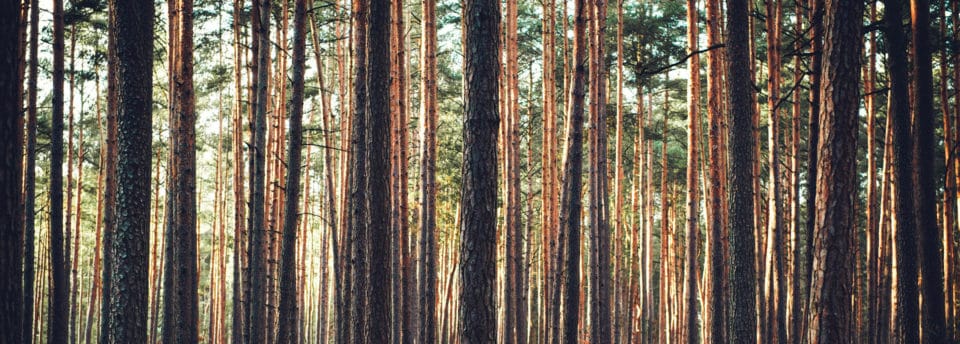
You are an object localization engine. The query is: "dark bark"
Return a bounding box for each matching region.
[804,0,863,340]
[276,0,307,342]
[561,0,588,340]
[883,0,919,341]
[230,0,246,342]
[49,0,69,341]
[457,0,500,340]
[0,0,24,340]
[588,0,611,342]
[365,0,392,340]
[348,0,368,340]
[108,0,154,341]
[725,0,757,340]
[246,0,270,341]
[910,0,948,341]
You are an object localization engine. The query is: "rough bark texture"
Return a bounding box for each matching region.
[0,0,24,340]
[725,0,757,340]
[108,0,154,340]
[276,0,307,342]
[804,0,862,341]
[162,0,200,341]
[458,0,500,340]
[366,0,392,340]
[910,0,948,341]
[230,0,246,341]
[419,0,439,340]
[348,0,369,340]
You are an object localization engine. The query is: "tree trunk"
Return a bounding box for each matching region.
[162,0,200,341]
[21,0,39,340]
[419,0,439,340]
[276,0,307,342]
[804,0,862,340]
[683,0,701,341]
[0,0,24,340]
[910,0,948,341]
[883,0,919,341]
[247,0,271,341]
[704,0,726,341]
[108,0,154,340]
[348,0,369,339]
[99,3,119,340]
[560,0,587,339]
[230,0,246,341]
[763,0,787,341]
[588,0,611,341]
[725,0,757,339]
[49,0,68,341]
[540,2,559,342]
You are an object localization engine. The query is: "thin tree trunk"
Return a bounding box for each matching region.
[21,0,39,340]
[683,0,701,341]
[276,0,307,341]
[162,0,200,341]
[588,0,611,340]
[419,0,439,339]
[560,0,588,339]
[231,0,246,342]
[49,0,68,340]
[247,0,271,341]
[704,0,725,341]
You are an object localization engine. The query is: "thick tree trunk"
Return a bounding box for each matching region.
[804,0,863,340]
[0,0,24,340]
[910,0,948,341]
[883,0,919,341]
[347,0,369,339]
[725,0,757,340]
[457,0,500,341]
[366,0,392,340]
[276,0,307,342]
[108,0,154,340]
